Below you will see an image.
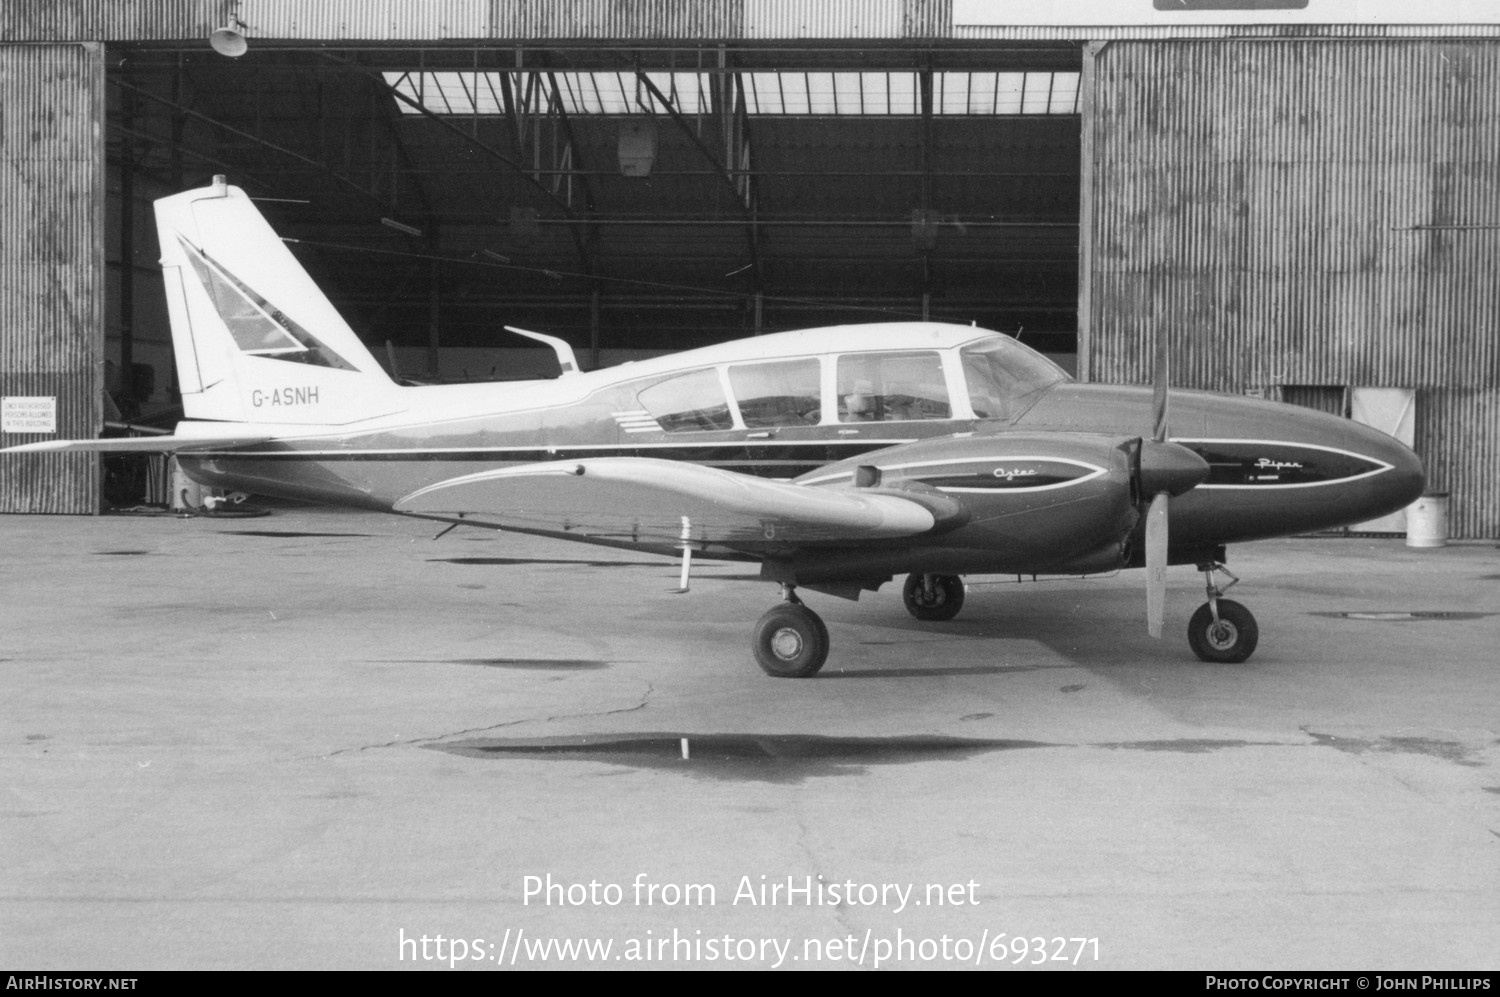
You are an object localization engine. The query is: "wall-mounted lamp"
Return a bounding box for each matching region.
[209,2,248,57]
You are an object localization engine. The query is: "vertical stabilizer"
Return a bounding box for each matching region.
[155,177,402,425]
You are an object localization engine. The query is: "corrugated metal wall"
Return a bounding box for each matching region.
[1417,388,1500,539]
[0,0,933,44]
[0,2,217,41]
[173,0,901,42]
[0,44,105,514]
[7,1,1500,43]
[1082,41,1500,538]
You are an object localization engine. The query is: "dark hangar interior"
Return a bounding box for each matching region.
[108,42,1084,383]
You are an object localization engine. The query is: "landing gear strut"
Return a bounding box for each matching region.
[752,584,829,678]
[1188,562,1258,663]
[902,573,965,621]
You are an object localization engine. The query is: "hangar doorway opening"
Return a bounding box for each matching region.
[105,42,1082,421]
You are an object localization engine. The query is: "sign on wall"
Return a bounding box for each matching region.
[954,0,1500,26]
[2,396,58,434]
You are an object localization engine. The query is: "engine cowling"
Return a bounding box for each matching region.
[792,431,1149,577]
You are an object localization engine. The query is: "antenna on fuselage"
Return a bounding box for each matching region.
[504,325,580,376]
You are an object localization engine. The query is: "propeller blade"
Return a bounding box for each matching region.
[1146,328,1174,637]
[1146,490,1170,638]
[1151,329,1170,443]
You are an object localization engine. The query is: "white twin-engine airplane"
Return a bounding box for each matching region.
[6,178,1425,677]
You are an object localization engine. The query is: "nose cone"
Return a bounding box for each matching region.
[1357,421,1427,518]
[1192,393,1429,536]
[1139,439,1210,497]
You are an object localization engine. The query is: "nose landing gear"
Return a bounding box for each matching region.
[1188,562,1258,663]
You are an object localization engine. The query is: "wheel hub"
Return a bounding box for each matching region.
[1207,620,1239,650]
[770,627,804,660]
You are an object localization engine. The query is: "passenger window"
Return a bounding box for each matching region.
[636,369,734,432]
[728,359,822,428]
[836,351,951,423]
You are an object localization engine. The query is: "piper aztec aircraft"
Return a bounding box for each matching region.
[5,179,1426,677]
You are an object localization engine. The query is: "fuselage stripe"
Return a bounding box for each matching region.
[1174,437,1394,490]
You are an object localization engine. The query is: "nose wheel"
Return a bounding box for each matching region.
[902,572,965,621]
[752,585,829,678]
[1188,563,1258,663]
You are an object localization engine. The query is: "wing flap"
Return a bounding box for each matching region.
[394,457,936,545]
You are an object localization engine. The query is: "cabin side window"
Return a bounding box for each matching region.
[836,351,951,423]
[727,359,822,428]
[636,369,735,432]
[960,338,1069,421]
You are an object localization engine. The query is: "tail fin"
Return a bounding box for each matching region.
[156,177,402,425]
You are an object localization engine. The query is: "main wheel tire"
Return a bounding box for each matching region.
[1188,599,1259,663]
[752,603,830,678]
[902,572,965,621]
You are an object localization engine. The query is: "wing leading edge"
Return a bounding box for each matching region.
[394,457,939,545]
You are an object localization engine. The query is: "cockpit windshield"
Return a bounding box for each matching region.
[961,337,1070,421]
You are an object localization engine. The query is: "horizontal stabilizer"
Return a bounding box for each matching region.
[395,457,937,546]
[2,429,275,454]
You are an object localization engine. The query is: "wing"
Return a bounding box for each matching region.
[394,457,938,545]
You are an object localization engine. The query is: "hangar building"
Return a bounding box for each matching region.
[0,1,1496,538]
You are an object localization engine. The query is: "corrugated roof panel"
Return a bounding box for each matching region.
[501,0,742,39]
[250,0,495,40]
[744,0,903,39]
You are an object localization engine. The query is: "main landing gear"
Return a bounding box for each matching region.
[752,585,830,678]
[749,565,1258,677]
[749,572,966,678]
[902,573,965,621]
[1188,562,1258,663]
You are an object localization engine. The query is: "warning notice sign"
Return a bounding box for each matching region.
[2,396,58,434]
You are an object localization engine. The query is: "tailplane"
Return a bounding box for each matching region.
[156,177,402,425]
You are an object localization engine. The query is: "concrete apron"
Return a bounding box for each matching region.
[3,505,1498,969]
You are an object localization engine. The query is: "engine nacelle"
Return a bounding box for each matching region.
[793,432,1144,577]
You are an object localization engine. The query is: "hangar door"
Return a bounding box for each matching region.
[0,44,105,514]
[1080,40,1500,538]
